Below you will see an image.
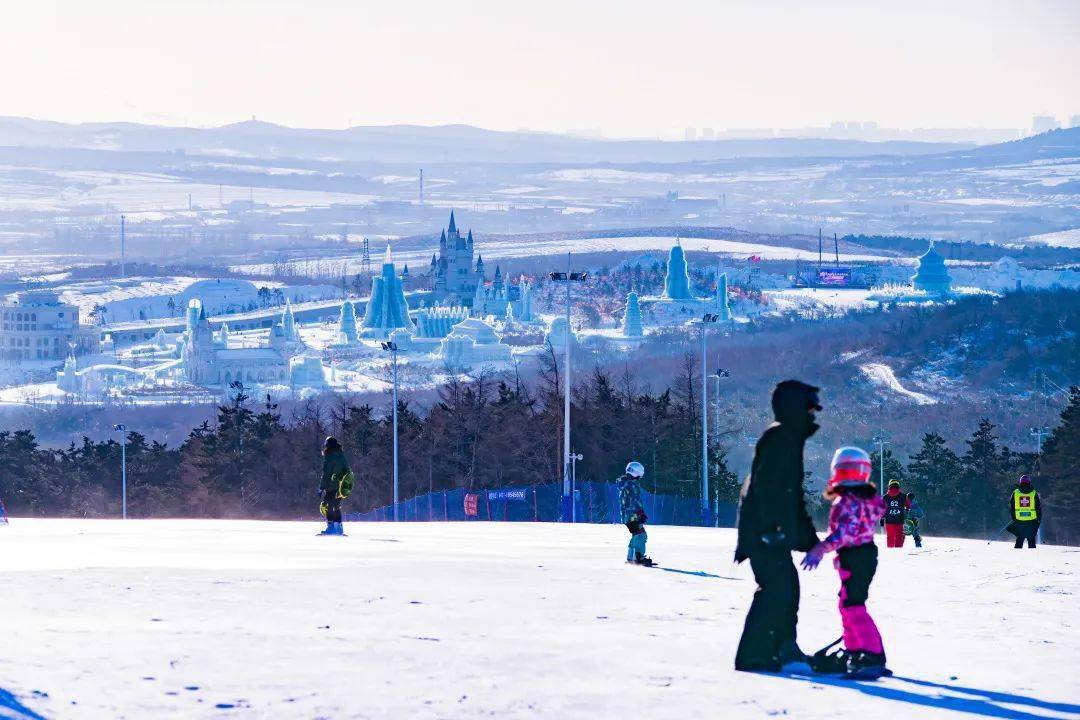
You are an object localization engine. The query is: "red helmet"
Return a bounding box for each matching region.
[826,447,873,495]
[1018,474,1032,485]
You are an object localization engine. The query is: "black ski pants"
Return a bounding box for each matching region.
[322,490,342,523]
[735,547,801,671]
[1013,520,1038,548]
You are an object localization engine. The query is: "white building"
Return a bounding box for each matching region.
[1,290,98,361]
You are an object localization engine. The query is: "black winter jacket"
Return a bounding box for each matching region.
[320,449,351,493]
[735,381,821,562]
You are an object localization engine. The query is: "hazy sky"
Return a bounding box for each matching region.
[3,0,1078,137]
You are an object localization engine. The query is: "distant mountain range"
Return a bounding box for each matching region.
[0,116,976,164]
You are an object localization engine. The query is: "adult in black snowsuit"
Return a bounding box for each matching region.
[1007,475,1042,549]
[734,380,822,672]
[319,436,351,535]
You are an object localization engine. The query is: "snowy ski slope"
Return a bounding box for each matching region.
[0,520,1077,719]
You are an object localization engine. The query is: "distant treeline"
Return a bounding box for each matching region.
[1,357,1077,545]
[842,233,1080,266]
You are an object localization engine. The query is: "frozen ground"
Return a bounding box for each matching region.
[0,520,1077,720]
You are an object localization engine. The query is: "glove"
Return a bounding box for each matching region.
[800,544,824,571]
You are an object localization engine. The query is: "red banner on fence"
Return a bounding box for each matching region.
[464,493,479,517]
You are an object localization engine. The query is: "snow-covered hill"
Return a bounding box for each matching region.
[0,520,1076,719]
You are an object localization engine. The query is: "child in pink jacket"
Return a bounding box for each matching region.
[801,446,890,678]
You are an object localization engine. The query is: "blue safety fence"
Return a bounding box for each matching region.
[345,481,737,527]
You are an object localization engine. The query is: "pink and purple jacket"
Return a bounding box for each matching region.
[818,493,886,554]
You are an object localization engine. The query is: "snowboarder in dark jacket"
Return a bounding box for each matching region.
[319,436,351,536]
[1007,475,1042,549]
[618,462,653,566]
[734,380,822,673]
[905,492,925,547]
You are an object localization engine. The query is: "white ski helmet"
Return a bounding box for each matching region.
[625,461,645,478]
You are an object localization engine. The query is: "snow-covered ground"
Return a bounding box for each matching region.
[0,520,1076,719]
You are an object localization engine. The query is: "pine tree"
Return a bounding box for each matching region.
[961,419,1007,537]
[905,432,963,534]
[1041,386,1080,544]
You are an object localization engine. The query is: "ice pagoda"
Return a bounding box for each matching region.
[337,300,358,344]
[621,292,643,337]
[361,245,413,338]
[911,242,952,295]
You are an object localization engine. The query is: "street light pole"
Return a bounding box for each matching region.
[571,452,583,523]
[713,368,730,526]
[381,341,400,521]
[564,253,571,521]
[549,259,588,522]
[113,424,127,519]
[699,313,718,526]
[873,433,890,495]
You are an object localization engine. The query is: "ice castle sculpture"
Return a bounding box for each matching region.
[289,355,326,388]
[716,272,731,321]
[337,300,358,344]
[361,245,413,338]
[546,315,576,351]
[472,265,508,318]
[515,277,535,322]
[416,306,470,338]
[621,292,643,337]
[388,327,413,352]
[663,240,694,300]
[57,352,79,393]
[437,318,511,367]
[281,302,299,341]
[911,242,952,295]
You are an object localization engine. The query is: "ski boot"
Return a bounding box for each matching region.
[808,638,849,675]
[778,640,812,674]
[634,552,656,567]
[845,651,891,679]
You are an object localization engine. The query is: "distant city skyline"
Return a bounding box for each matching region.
[3,0,1078,139]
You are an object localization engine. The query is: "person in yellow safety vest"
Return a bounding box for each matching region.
[1007,475,1042,549]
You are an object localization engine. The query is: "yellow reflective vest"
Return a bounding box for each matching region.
[1013,489,1038,521]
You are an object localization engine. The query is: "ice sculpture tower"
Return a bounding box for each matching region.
[361,245,413,337]
[663,240,693,300]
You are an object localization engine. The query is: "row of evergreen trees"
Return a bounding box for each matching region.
[1,371,1077,545]
[0,364,740,522]
[866,393,1079,545]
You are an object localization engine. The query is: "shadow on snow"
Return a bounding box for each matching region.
[0,688,47,720]
[776,673,1080,720]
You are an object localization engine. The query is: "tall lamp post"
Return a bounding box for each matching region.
[570,452,583,523]
[549,256,588,522]
[698,313,719,526]
[113,424,127,519]
[872,433,890,496]
[712,368,730,526]
[381,341,400,521]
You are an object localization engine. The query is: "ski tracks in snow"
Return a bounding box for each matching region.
[859,363,938,405]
